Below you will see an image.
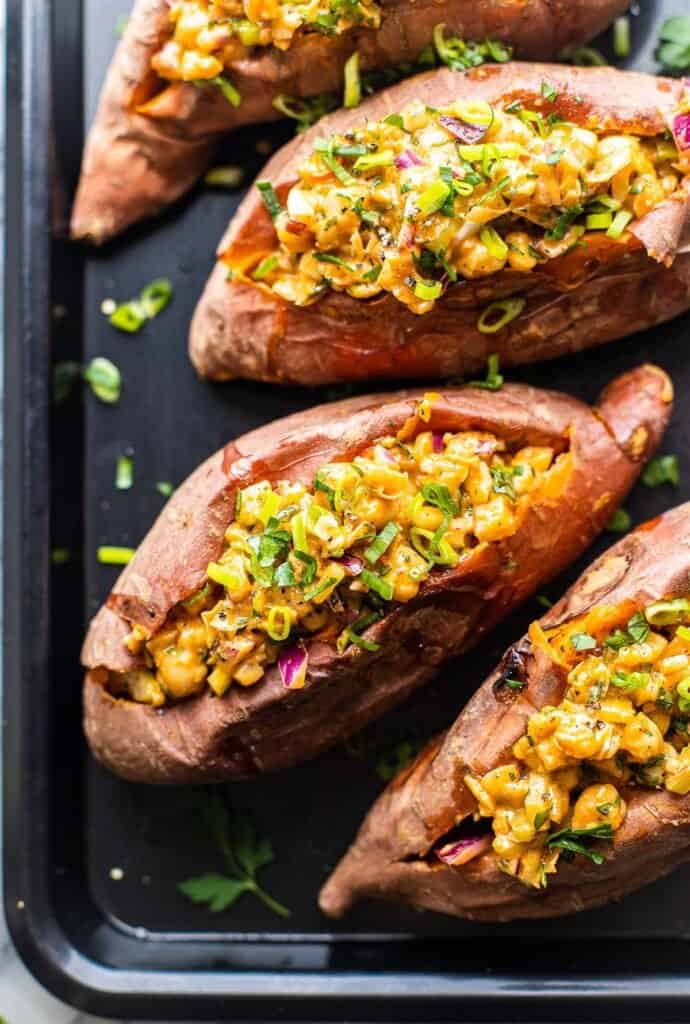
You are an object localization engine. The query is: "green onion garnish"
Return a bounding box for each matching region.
[480,225,508,260]
[156,481,174,498]
[541,80,557,102]
[84,357,121,404]
[564,46,608,66]
[304,575,339,602]
[212,75,241,107]
[235,19,261,46]
[468,353,504,390]
[586,211,613,230]
[606,507,631,532]
[644,598,690,626]
[267,606,293,641]
[414,279,443,301]
[416,179,452,217]
[115,454,133,490]
[97,545,135,566]
[364,522,399,564]
[314,253,356,272]
[384,113,404,129]
[613,16,630,58]
[51,548,71,565]
[353,150,394,172]
[570,632,597,651]
[256,180,282,220]
[641,454,679,488]
[477,298,525,334]
[204,165,245,187]
[360,568,394,601]
[139,278,173,319]
[343,51,361,108]
[252,254,279,280]
[606,209,633,239]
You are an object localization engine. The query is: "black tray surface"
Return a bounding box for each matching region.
[7,0,690,1018]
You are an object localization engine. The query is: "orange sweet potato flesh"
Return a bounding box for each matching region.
[81,365,671,785]
[70,1,629,243]
[319,500,690,923]
[189,63,690,385]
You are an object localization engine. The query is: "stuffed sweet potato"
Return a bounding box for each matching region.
[319,501,690,923]
[71,0,629,243]
[81,365,671,784]
[189,63,690,385]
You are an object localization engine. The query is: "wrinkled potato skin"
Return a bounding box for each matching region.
[82,366,671,785]
[189,63,690,385]
[319,501,690,923]
[71,3,630,243]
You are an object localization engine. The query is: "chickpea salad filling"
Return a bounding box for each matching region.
[110,411,570,707]
[453,597,690,890]
[231,90,688,317]
[152,0,381,84]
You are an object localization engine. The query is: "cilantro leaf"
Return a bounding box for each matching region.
[178,873,250,913]
[656,16,690,72]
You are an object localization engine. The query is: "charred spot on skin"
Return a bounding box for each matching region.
[493,641,530,700]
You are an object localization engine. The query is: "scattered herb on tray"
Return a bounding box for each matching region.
[105,278,173,334]
[641,454,680,488]
[84,357,121,404]
[656,16,690,72]
[179,793,290,917]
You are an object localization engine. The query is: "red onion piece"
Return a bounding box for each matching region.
[339,554,364,576]
[278,645,308,690]
[439,115,487,144]
[436,835,492,866]
[672,113,690,151]
[432,431,444,453]
[285,218,307,235]
[394,149,424,170]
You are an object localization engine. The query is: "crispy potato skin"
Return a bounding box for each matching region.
[71,4,629,242]
[82,366,671,784]
[189,64,690,385]
[319,501,690,923]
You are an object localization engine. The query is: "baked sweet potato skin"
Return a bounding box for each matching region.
[189,63,690,385]
[81,365,671,785]
[319,501,690,923]
[71,3,629,243]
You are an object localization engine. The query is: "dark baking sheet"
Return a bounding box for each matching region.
[7,0,690,1017]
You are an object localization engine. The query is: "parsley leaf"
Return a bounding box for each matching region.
[546,823,613,864]
[656,16,690,72]
[179,793,290,918]
[641,454,679,488]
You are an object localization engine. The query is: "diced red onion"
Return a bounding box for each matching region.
[672,113,690,151]
[436,835,492,866]
[439,115,487,144]
[339,554,364,576]
[394,149,424,170]
[374,443,397,464]
[278,645,308,690]
[285,218,307,235]
[432,431,444,453]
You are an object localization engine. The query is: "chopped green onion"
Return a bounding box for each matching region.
[564,46,608,66]
[304,575,339,602]
[480,225,508,261]
[204,165,245,188]
[420,482,458,516]
[541,80,557,102]
[51,548,71,565]
[468,353,504,390]
[611,670,650,691]
[314,252,356,272]
[364,522,399,564]
[156,481,174,498]
[613,16,630,59]
[586,212,613,230]
[642,454,679,488]
[98,545,135,566]
[678,626,690,642]
[475,174,511,206]
[252,255,279,280]
[84,357,121,404]
[212,75,241,107]
[677,678,690,714]
[477,297,525,334]
[115,454,133,491]
[416,179,452,216]
[256,180,282,220]
[414,279,443,301]
[267,606,293,641]
[360,568,394,600]
[384,113,404,129]
[353,150,394,172]
[207,560,245,590]
[343,51,361,108]
[139,278,173,319]
[109,302,145,333]
[115,13,128,36]
[258,490,281,526]
[274,560,297,588]
[319,149,357,186]
[606,209,633,239]
[235,19,261,46]
[645,599,690,626]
